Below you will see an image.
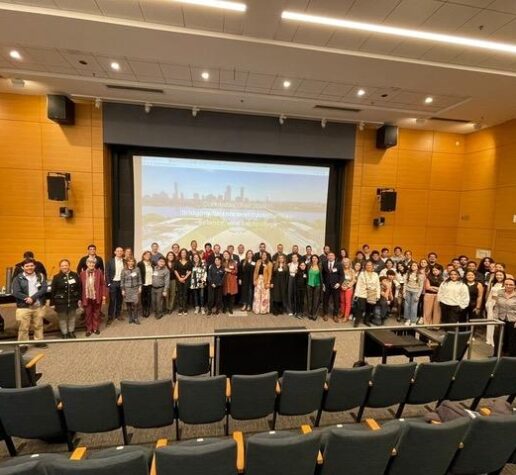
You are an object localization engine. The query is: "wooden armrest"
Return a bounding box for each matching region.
[173,383,179,402]
[25,353,45,369]
[275,382,281,394]
[479,407,491,416]
[365,418,381,431]
[117,395,123,406]
[57,402,63,410]
[156,438,168,448]
[150,439,168,475]
[226,378,231,398]
[172,348,177,361]
[430,420,442,425]
[301,426,323,464]
[209,346,214,359]
[70,447,87,460]
[233,431,244,473]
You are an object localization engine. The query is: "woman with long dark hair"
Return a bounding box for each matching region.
[404,262,423,326]
[423,266,443,325]
[339,257,356,322]
[464,270,484,322]
[207,256,224,315]
[353,260,380,327]
[437,270,469,324]
[253,251,272,314]
[485,270,506,346]
[239,250,255,311]
[137,251,153,318]
[271,254,289,315]
[307,255,322,320]
[174,248,192,315]
[493,277,516,356]
[190,253,207,315]
[165,251,177,314]
[222,250,238,314]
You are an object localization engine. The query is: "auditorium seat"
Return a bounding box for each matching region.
[0,385,72,456]
[387,417,470,475]
[447,415,516,474]
[309,337,336,371]
[154,437,238,475]
[172,343,212,382]
[315,365,372,427]
[244,428,321,475]
[174,375,228,440]
[0,350,45,388]
[228,372,278,432]
[273,369,327,429]
[318,420,400,475]
[356,363,416,422]
[443,358,497,406]
[395,361,458,418]
[472,356,516,409]
[120,379,175,435]
[58,382,128,445]
[431,331,471,362]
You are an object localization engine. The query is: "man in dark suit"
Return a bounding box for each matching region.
[77,244,104,273]
[253,242,271,262]
[105,246,125,324]
[287,244,300,263]
[322,252,342,322]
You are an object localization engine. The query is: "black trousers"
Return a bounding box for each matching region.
[307,286,321,319]
[294,288,306,315]
[440,303,465,324]
[108,281,122,318]
[177,281,189,312]
[323,286,340,316]
[223,294,235,312]
[208,286,223,311]
[494,320,516,357]
[353,297,375,325]
[141,285,152,317]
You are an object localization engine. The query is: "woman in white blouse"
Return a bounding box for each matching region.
[353,260,380,327]
[485,270,506,346]
[437,270,469,324]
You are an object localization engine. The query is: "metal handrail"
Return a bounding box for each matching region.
[2,320,505,388]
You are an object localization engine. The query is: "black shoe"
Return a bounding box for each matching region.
[34,343,48,348]
[61,333,68,339]
[20,345,29,354]
[69,332,76,338]
[94,329,100,335]
[134,319,141,325]
[229,310,233,315]
[156,314,163,320]
[86,331,92,337]
[207,310,212,315]
[106,319,113,326]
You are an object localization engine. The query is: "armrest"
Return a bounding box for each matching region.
[209,346,214,359]
[226,378,231,398]
[117,395,123,406]
[172,348,177,361]
[70,447,87,460]
[275,382,281,394]
[301,426,323,465]
[173,383,179,402]
[232,431,244,473]
[479,407,492,416]
[150,439,168,475]
[365,418,381,431]
[156,438,168,448]
[430,420,442,425]
[25,353,45,369]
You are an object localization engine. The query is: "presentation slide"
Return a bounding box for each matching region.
[134,156,330,254]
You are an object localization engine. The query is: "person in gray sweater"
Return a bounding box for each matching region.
[151,257,169,319]
[121,257,142,324]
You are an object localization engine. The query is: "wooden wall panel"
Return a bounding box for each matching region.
[0,121,42,169]
[429,153,464,191]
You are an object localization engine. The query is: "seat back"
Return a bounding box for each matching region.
[120,379,175,429]
[323,366,372,412]
[0,385,64,439]
[156,438,237,475]
[58,383,121,433]
[388,418,470,475]
[0,351,32,388]
[177,375,227,424]
[449,416,516,474]
[320,422,400,475]
[309,337,336,371]
[47,451,149,474]
[0,461,46,474]
[433,332,471,362]
[407,361,458,404]
[446,358,497,402]
[175,343,211,377]
[230,372,277,420]
[246,431,320,475]
[483,357,516,398]
[367,363,416,408]
[278,369,327,416]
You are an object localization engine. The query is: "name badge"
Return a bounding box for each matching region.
[303,274,307,278]
[332,268,337,273]
[36,283,41,288]
[251,262,256,266]
[229,266,234,270]
[278,268,284,272]
[130,272,137,277]
[68,278,76,284]
[152,271,159,276]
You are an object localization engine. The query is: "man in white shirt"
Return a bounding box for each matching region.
[106,246,125,324]
[237,244,246,263]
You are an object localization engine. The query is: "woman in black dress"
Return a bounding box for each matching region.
[239,250,255,311]
[271,254,289,315]
[174,248,192,315]
[464,270,484,321]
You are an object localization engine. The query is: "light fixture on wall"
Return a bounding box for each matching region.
[59,207,74,219]
[10,78,25,89]
[94,97,102,109]
[321,118,327,129]
[192,106,200,117]
[279,114,286,125]
[144,102,152,114]
[358,121,365,131]
[373,217,385,227]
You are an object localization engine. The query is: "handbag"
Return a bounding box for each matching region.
[366,287,378,305]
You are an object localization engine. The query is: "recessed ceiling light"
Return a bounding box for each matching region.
[357,88,366,97]
[9,50,22,60]
[424,96,434,104]
[110,62,120,71]
[201,71,210,80]
[281,11,516,54]
[174,0,246,12]
[283,80,291,88]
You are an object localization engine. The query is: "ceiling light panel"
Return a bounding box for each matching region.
[174,0,247,12]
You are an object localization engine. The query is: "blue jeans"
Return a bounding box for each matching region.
[404,291,419,323]
[192,288,205,307]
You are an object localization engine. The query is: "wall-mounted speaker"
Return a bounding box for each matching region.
[379,190,397,212]
[47,95,75,125]
[376,125,398,149]
[47,175,69,201]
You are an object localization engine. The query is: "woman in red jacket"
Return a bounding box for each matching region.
[80,258,106,336]
[222,250,238,314]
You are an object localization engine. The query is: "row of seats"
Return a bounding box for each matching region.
[1,357,515,457]
[1,415,516,474]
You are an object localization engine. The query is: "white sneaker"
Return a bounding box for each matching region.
[194,307,199,314]
[288,313,293,316]
[178,311,183,316]
[201,308,206,315]
[404,320,411,327]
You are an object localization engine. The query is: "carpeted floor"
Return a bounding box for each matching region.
[0,307,514,473]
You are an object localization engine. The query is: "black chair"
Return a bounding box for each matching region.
[387,417,470,475]
[156,438,238,475]
[120,379,175,435]
[432,331,471,362]
[0,385,72,456]
[395,361,458,418]
[175,375,228,440]
[0,453,63,474]
[273,369,327,429]
[444,358,497,406]
[0,350,44,388]
[315,365,372,426]
[229,372,277,431]
[319,421,400,475]
[172,343,212,382]
[473,356,516,409]
[356,363,416,422]
[448,415,516,474]
[58,382,128,445]
[309,337,336,371]
[245,430,321,475]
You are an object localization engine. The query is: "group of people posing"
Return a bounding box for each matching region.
[9,242,516,356]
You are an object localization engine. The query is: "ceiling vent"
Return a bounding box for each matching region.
[314,105,361,113]
[105,84,164,94]
[429,117,472,124]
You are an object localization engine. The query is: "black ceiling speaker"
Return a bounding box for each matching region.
[376,125,398,149]
[47,173,70,201]
[47,95,75,125]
